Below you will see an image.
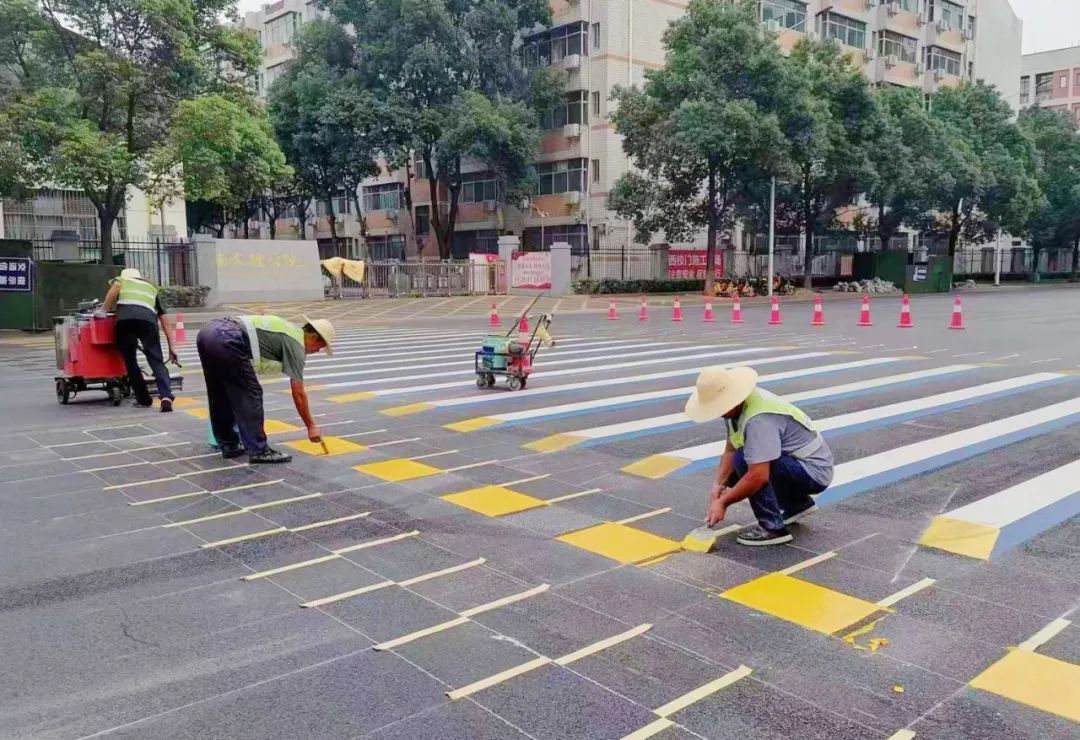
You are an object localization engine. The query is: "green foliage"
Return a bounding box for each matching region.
[609,0,787,293]
[1018,106,1080,278]
[572,275,795,296]
[159,285,211,308]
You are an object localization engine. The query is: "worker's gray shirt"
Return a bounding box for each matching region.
[740,413,834,487]
[254,328,306,383]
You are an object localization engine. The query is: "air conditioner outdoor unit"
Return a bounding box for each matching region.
[934,68,945,81]
[916,62,925,75]
[936,19,947,32]
[917,14,926,26]
[564,191,582,206]
[482,200,497,212]
[563,123,581,138]
[964,27,974,40]
[562,53,581,70]
[885,54,898,67]
[764,19,781,33]
[887,2,899,16]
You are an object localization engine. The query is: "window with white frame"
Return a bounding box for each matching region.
[937,0,964,31]
[591,22,600,50]
[523,21,588,67]
[541,91,588,130]
[898,0,919,11]
[264,12,301,47]
[458,172,503,204]
[361,183,403,212]
[536,159,588,196]
[1035,72,1054,101]
[927,46,962,77]
[878,31,918,63]
[820,13,865,49]
[591,91,601,117]
[762,0,806,31]
[1020,76,1030,105]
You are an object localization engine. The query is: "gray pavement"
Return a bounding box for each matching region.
[2,287,1079,739]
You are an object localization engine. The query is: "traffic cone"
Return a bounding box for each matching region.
[638,295,649,321]
[174,312,186,344]
[672,296,683,322]
[811,295,825,326]
[606,299,619,320]
[949,296,965,330]
[768,296,783,325]
[703,297,715,323]
[857,295,873,327]
[489,303,501,327]
[730,296,744,324]
[898,294,913,328]
[518,313,529,333]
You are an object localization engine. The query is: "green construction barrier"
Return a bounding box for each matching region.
[852,250,907,286]
[0,240,34,330]
[905,255,952,293]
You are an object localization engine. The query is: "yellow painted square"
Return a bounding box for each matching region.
[184,407,209,419]
[557,522,682,565]
[264,419,302,435]
[721,573,881,635]
[622,454,690,479]
[354,458,442,482]
[329,391,376,404]
[971,649,1080,722]
[918,516,999,560]
[284,436,368,456]
[442,486,547,517]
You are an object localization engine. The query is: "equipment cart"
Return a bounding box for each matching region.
[474,314,554,391]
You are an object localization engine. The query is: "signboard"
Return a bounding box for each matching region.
[511,251,552,290]
[0,258,32,292]
[666,249,724,280]
[912,265,927,282]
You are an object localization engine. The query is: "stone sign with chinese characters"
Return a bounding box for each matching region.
[0,258,32,292]
[195,238,323,305]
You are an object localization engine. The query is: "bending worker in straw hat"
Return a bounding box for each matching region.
[685,366,834,546]
[103,268,178,411]
[196,314,335,464]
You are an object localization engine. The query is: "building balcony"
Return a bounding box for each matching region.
[924,19,970,52]
[870,55,922,87]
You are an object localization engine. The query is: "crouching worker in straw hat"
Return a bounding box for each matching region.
[196,314,335,464]
[685,366,834,546]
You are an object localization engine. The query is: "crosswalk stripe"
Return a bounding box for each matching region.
[920,459,1080,560]
[305,336,616,367]
[624,373,1072,478]
[449,357,914,434]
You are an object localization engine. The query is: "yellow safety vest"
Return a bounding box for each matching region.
[726,389,824,460]
[116,276,158,312]
[238,314,304,377]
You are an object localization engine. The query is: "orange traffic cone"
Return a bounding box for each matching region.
[489,303,501,327]
[518,313,529,333]
[768,296,783,325]
[703,297,715,323]
[174,312,186,344]
[606,299,619,320]
[672,296,683,322]
[811,295,825,326]
[857,295,873,327]
[898,294,913,328]
[730,296,744,324]
[949,296,965,330]
[638,295,649,321]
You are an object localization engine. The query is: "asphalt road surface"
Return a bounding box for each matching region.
[1,287,1078,739]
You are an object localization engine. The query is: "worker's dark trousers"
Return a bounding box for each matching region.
[196,319,268,454]
[115,318,173,406]
[730,449,826,532]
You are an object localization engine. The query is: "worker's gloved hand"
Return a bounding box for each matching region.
[705,499,727,527]
[307,424,321,443]
[168,351,180,366]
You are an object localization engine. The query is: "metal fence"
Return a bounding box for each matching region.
[31,240,198,287]
[332,260,507,299]
[571,246,656,282]
[952,247,1075,278]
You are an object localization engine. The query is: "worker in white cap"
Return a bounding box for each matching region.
[684,366,833,546]
[195,314,335,464]
[103,267,178,411]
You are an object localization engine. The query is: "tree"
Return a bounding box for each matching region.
[167,95,291,239]
[1019,106,1080,280]
[0,0,259,260]
[320,0,558,259]
[608,0,787,294]
[778,39,878,288]
[926,82,1043,257]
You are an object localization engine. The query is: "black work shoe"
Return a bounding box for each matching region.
[783,501,817,525]
[160,398,173,413]
[220,444,246,459]
[249,448,292,464]
[736,526,794,546]
[132,400,153,408]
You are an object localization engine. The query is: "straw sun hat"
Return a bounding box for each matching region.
[684,366,760,423]
[302,315,336,356]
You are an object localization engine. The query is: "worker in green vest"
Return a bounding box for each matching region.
[103,268,178,411]
[685,366,834,546]
[195,314,336,464]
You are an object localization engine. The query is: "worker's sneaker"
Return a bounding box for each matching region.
[160,398,173,413]
[220,444,246,459]
[249,448,292,464]
[783,501,817,525]
[736,526,793,547]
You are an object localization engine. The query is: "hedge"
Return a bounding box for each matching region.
[159,285,211,308]
[572,275,796,296]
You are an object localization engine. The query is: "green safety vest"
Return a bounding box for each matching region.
[116,276,158,312]
[238,314,304,377]
[726,389,824,460]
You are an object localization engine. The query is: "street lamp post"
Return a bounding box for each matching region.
[767,176,776,297]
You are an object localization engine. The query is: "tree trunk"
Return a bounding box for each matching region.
[704,168,717,296]
[97,207,117,265]
[947,204,962,257]
[325,198,343,258]
[350,194,368,260]
[423,150,451,259]
[801,177,814,290]
[1072,235,1079,282]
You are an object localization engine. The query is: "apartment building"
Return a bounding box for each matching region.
[0,187,187,244]
[239,0,1021,259]
[1020,46,1080,123]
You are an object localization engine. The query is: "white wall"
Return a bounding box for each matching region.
[195,237,324,306]
[124,186,188,242]
[974,0,1024,110]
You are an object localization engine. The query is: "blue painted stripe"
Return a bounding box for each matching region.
[796,367,980,407]
[818,411,1080,505]
[576,421,696,448]
[990,490,1080,559]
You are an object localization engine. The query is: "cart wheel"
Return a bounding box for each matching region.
[476,375,488,389]
[56,379,71,405]
[120,380,132,398]
[508,375,523,391]
[484,373,496,388]
[520,377,528,389]
[110,387,123,406]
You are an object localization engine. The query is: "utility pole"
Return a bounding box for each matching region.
[767,176,776,297]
